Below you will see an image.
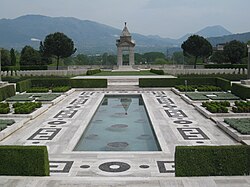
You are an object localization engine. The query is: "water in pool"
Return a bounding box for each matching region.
[74,95,161,151]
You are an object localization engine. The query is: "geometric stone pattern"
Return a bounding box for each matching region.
[157,161,175,173]
[54,110,78,118]
[165,110,187,118]
[98,162,131,173]
[27,128,61,140]
[50,161,74,173]
[177,128,210,140]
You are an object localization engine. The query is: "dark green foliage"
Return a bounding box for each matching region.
[210,50,229,64]
[14,102,42,114]
[223,40,247,64]
[205,64,247,69]
[224,118,250,134]
[139,77,216,87]
[143,52,165,63]
[150,69,164,75]
[0,49,11,66]
[232,101,250,113]
[10,48,16,66]
[20,65,48,70]
[0,146,49,176]
[6,94,33,102]
[31,78,71,88]
[178,74,247,81]
[0,84,15,101]
[51,86,71,92]
[181,35,213,69]
[16,79,32,93]
[176,85,221,92]
[41,32,76,70]
[26,87,49,93]
[175,145,250,177]
[20,46,41,66]
[34,94,60,102]
[0,119,15,131]
[202,101,229,113]
[86,69,101,75]
[70,79,107,88]
[231,83,250,99]
[216,78,231,91]
[0,102,10,114]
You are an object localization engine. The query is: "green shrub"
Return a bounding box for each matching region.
[0,84,16,101]
[0,107,10,114]
[233,101,250,113]
[14,102,42,114]
[139,77,216,87]
[202,101,229,113]
[86,69,101,75]
[31,78,71,88]
[70,79,107,88]
[175,145,250,177]
[150,69,164,75]
[27,87,49,93]
[16,79,32,92]
[216,78,231,91]
[20,65,48,70]
[0,146,49,176]
[232,83,250,100]
[52,86,71,92]
[204,64,247,69]
[178,74,247,81]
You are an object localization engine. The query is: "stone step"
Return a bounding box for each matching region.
[107,85,139,91]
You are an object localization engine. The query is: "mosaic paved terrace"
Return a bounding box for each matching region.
[1,89,244,180]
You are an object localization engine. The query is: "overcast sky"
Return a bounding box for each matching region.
[1,0,250,38]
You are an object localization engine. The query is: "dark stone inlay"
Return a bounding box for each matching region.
[50,126,56,128]
[81,99,88,105]
[48,121,67,125]
[157,161,175,173]
[196,141,205,144]
[27,128,61,140]
[32,142,40,144]
[139,165,150,169]
[99,162,130,173]
[67,105,81,109]
[165,110,187,118]
[173,120,193,125]
[70,99,77,104]
[80,165,90,169]
[168,98,175,104]
[50,161,74,173]
[54,110,78,118]
[177,128,210,140]
[157,98,163,104]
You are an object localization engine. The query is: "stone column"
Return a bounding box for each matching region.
[117,47,123,66]
[248,45,250,79]
[129,47,135,66]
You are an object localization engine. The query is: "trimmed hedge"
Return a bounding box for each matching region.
[16,79,32,93]
[26,87,50,93]
[204,64,247,69]
[0,84,15,101]
[86,69,101,75]
[31,78,71,88]
[150,69,164,75]
[231,83,250,100]
[175,145,250,177]
[202,101,230,113]
[0,146,49,176]
[20,65,48,70]
[216,78,231,91]
[14,102,42,114]
[139,77,217,87]
[70,79,107,88]
[52,86,71,92]
[178,74,247,81]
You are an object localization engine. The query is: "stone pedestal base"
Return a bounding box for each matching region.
[241,80,250,85]
[112,66,139,72]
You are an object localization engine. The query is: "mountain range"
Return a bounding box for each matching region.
[0,15,249,54]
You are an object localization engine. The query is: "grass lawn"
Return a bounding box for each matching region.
[93,70,156,76]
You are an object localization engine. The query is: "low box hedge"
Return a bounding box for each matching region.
[26,87,50,93]
[20,65,48,70]
[14,102,42,114]
[139,77,217,87]
[31,78,71,88]
[233,101,250,113]
[216,78,231,91]
[232,83,250,100]
[0,84,15,101]
[204,64,247,69]
[86,69,101,75]
[16,79,32,93]
[224,118,250,135]
[0,146,49,176]
[175,145,250,177]
[52,86,71,93]
[150,69,164,75]
[70,79,107,88]
[202,101,230,113]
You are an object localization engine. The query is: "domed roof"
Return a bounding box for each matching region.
[121,22,131,36]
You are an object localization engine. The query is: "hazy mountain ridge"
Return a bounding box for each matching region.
[0,15,249,53]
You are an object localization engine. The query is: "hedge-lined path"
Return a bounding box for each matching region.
[0,89,249,186]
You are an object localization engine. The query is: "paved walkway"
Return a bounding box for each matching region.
[0,89,249,187]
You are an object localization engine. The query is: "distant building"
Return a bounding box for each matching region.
[215,43,226,51]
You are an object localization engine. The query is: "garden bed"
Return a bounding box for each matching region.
[185,92,239,101]
[224,118,250,135]
[6,93,60,103]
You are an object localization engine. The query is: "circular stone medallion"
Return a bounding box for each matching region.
[99,162,130,172]
[48,121,67,125]
[173,120,193,125]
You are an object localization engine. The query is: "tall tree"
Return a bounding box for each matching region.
[0,49,11,66]
[223,40,247,64]
[181,35,212,69]
[42,32,76,70]
[10,48,16,66]
[20,46,41,66]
